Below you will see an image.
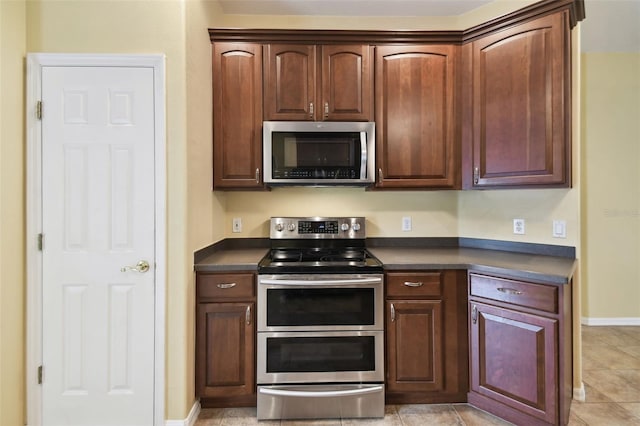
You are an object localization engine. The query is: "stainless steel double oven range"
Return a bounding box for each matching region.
[256,217,385,420]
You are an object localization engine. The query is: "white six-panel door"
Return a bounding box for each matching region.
[40,65,157,425]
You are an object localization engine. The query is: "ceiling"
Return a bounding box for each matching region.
[217,0,640,52]
[217,0,493,16]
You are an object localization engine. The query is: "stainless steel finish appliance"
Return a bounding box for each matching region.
[263,121,375,186]
[257,217,384,420]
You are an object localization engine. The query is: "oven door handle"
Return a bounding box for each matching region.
[259,385,383,398]
[259,277,382,286]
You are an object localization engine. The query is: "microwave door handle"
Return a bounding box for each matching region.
[360,131,367,179]
[259,277,382,286]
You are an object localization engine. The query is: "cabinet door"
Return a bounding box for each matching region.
[375,45,459,188]
[469,301,557,424]
[321,45,373,121]
[386,300,443,392]
[264,44,316,121]
[467,12,570,188]
[196,302,255,399]
[213,43,263,189]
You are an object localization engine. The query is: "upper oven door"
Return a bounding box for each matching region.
[263,121,375,185]
[257,274,383,332]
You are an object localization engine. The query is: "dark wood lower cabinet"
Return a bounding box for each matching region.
[385,270,468,404]
[469,302,557,424]
[196,273,256,407]
[468,272,572,426]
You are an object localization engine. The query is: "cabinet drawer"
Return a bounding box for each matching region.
[386,272,442,297]
[197,273,255,300]
[469,273,557,314]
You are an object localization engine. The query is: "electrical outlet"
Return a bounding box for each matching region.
[553,220,567,238]
[232,217,242,233]
[513,218,525,235]
[402,216,412,232]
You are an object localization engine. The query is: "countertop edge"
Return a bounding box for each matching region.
[194,238,577,284]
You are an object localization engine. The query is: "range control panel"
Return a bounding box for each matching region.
[270,217,365,239]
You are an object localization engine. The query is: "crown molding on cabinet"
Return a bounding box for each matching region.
[209,0,585,44]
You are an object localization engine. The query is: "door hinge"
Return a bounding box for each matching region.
[38,365,43,384]
[36,101,42,120]
[37,233,43,251]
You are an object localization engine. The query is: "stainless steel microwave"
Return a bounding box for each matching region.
[263,121,375,186]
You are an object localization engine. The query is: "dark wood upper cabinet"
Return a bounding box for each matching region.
[375,45,459,189]
[321,45,373,121]
[263,44,316,121]
[264,44,373,121]
[212,42,264,190]
[209,0,585,191]
[462,11,571,189]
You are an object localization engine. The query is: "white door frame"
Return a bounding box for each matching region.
[25,53,166,426]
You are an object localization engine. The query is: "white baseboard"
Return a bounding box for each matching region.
[573,382,586,402]
[581,317,640,326]
[165,401,201,426]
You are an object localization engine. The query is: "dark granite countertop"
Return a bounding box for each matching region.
[195,248,268,272]
[194,238,577,285]
[368,247,576,285]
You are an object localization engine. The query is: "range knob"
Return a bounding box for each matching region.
[274,223,284,232]
[352,222,361,232]
[287,223,296,232]
[341,223,350,232]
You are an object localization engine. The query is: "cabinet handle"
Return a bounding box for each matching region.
[497,287,523,295]
[255,168,260,184]
[324,102,329,118]
[403,281,423,287]
[309,102,314,118]
[378,168,383,181]
[390,303,396,322]
[216,282,236,289]
[246,305,251,325]
[472,305,477,324]
[473,167,479,184]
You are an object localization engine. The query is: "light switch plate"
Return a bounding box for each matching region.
[513,218,525,235]
[553,220,567,238]
[402,216,412,232]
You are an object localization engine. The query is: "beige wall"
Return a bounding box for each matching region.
[25,0,193,421]
[1,0,635,424]
[1,1,27,424]
[581,52,640,320]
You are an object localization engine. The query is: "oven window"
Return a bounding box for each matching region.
[266,336,376,373]
[266,288,375,326]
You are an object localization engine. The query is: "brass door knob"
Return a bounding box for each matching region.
[121,260,150,273]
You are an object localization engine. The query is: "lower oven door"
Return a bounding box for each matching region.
[257,331,384,384]
[257,383,385,420]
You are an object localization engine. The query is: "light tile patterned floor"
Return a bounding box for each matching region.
[196,326,640,425]
[569,326,640,425]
